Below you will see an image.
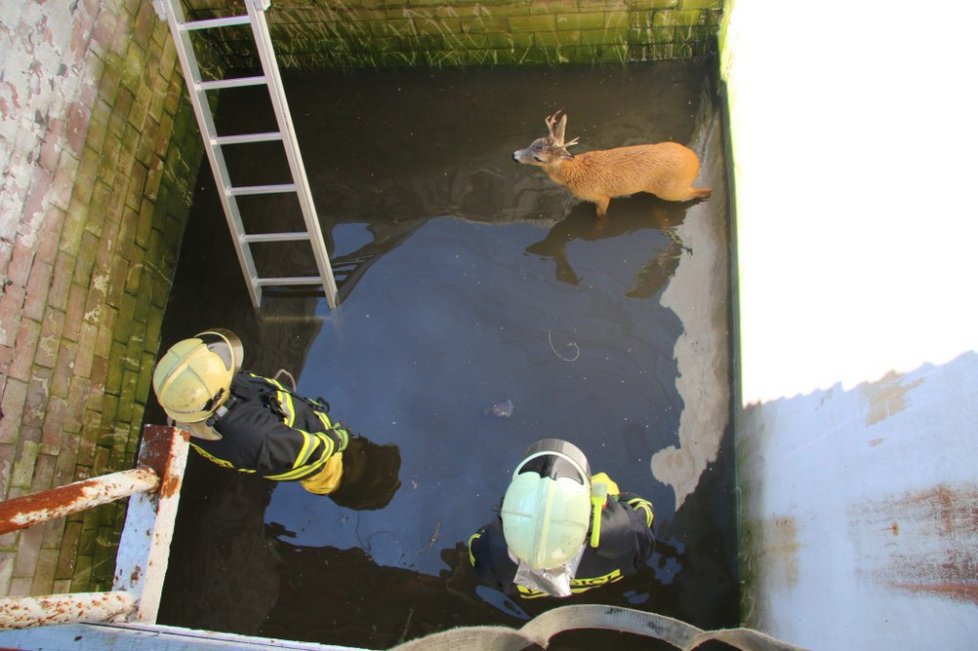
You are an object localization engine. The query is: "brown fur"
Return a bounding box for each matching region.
[513,111,711,217]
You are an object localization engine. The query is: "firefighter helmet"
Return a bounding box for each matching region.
[152,329,242,423]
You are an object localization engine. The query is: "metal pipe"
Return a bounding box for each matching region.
[0,468,159,535]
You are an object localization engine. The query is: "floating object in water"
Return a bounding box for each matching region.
[485,399,514,418]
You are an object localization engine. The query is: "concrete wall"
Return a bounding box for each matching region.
[720,0,978,648]
[184,0,722,68]
[0,0,202,597]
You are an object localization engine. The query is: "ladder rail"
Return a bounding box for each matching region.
[154,0,263,307]
[245,0,339,307]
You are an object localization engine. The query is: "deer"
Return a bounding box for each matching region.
[512,111,711,218]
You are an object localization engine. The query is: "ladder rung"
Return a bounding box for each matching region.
[214,132,282,145]
[242,232,312,244]
[256,276,327,287]
[180,15,251,31]
[199,76,268,91]
[228,184,297,196]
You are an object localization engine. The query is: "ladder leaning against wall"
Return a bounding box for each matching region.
[153,0,339,309]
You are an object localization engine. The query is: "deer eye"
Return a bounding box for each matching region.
[533,154,545,162]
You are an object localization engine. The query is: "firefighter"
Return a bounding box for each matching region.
[468,439,655,598]
[152,329,358,496]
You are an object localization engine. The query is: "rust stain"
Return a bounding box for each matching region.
[138,424,189,497]
[138,425,176,479]
[129,565,142,585]
[0,478,103,534]
[747,515,800,588]
[160,473,182,499]
[860,371,924,426]
[0,468,157,535]
[849,482,978,605]
[889,582,978,605]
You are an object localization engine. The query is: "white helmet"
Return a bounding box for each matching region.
[501,439,592,571]
[152,329,243,423]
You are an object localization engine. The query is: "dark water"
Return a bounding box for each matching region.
[151,60,736,649]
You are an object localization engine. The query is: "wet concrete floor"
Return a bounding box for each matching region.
[150,60,736,649]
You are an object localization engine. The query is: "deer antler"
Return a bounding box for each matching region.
[545,111,562,141]
[545,111,572,146]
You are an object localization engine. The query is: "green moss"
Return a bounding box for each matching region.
[679,0,722,9]
[460,14,510,33]
[556,12,606,31]
[580,28,627,46]
[508,14,557,33]
[652,9,708,26]
[627,0,679,9]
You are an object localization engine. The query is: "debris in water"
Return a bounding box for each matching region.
[485,399,514,418]
[547,328,581,362]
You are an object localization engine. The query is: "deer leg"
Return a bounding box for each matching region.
[594,196,611,218]
[658,186,712,202]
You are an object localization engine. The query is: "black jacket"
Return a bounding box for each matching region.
[190,372,346,481]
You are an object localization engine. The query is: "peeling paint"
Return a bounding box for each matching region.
[0,592,136,629]
[860,371,924,426]
[0,468,159,535]
[137,425,190,483]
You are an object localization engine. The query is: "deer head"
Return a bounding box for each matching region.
[513,111,580,167]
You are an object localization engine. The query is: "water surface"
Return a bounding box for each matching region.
[152,60,736,649]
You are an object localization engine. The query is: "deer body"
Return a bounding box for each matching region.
[513,112,711,217]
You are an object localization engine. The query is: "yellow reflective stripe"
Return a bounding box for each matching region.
[265,430,335,481]
[261,373,288,391]
[570,568,622,590]
[466,532,481,566]
[276,389,296,427]
[627,497,654,527]
[316,410,333,430]
[293,431,317,468]
[265,456,327,481]
[190,442,257,474]
[515,568,624,599]
[515,585,549,599]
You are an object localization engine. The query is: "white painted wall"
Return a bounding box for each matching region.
[721,1,978,649]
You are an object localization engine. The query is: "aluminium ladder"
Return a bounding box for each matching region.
[153,0,338,309]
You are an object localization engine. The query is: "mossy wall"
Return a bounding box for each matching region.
[182,0,722,69]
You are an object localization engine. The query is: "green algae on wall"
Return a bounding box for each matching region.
[182,0,723,70]
[67,63,204,595]
[0,1,204,594]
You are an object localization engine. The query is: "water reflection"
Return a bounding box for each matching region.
[525,195,696,298]
[328,436,402,511]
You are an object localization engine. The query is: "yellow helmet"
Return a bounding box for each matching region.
[152,329,243,423]
[501,439,592,570]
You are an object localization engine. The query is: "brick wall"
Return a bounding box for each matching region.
[183,0,723,69]
[0,0,202,597]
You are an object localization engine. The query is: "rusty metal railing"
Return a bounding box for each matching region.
[0,425,190,630]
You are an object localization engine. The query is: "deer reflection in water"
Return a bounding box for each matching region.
[524,193,699,299]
